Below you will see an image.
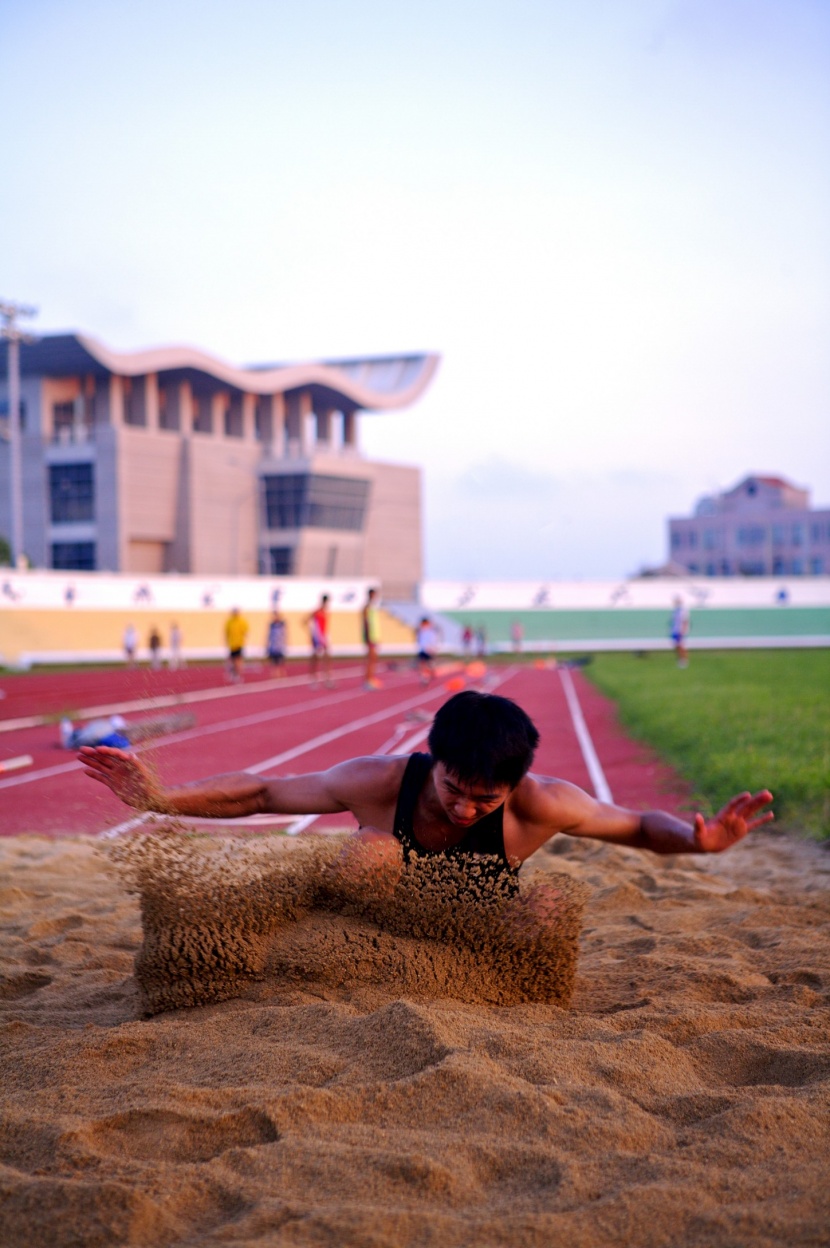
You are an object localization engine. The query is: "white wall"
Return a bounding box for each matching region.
[421,578,830,611]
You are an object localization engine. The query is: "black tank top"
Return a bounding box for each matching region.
[392,753,519,892]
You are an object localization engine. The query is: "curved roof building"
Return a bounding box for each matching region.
[3,333,440,597]
[19,333,440,411]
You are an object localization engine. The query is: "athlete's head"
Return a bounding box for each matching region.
[428,691,539,790]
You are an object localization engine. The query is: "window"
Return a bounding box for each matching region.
[51,397,93,442]
[737,526,765,547]
[687,530,698,549]
[224,394,244,438]
[703,528,721,550]
[51,541,96,570]
[268,546,294,574]
[792,524,804,547]
[772,524,786,545]
[49,463,95,523]
[262,474,370,531]
[192,393,213,434]
[158,386,180,431]
[53,401,75,439]
[810,556,824,574]
[123,378,146,427]
[255,397,272,443]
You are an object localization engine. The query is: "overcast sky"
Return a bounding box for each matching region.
[2,0,828,579]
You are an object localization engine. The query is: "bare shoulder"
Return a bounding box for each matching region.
[324,754,408,804]
[509,772,598,829]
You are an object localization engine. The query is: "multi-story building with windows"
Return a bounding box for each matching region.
[0,333,440,599]
[668,475,830,577]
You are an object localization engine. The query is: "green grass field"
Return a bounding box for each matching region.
[583,650,830,839]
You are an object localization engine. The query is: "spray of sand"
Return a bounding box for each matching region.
[107,825,589,1016]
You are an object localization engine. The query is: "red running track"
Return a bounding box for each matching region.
[0,662,690,838]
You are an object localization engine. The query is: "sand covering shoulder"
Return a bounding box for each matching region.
[1,829,829,1247]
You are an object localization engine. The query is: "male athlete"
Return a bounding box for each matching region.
[81,691,773,910]
[306,594,332,687]
[362,587,381,689]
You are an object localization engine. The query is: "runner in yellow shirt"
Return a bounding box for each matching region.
[225,607,249,683]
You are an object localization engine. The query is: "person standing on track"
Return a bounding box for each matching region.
[306,594,332,687]
[670,597,690,668]
[362,587,382,689]
[416,616,440,684]
[266,609,287,678]
[169,622,184,671]
[80,690,774,942]
[225,607,249,684]
[148,626,163,671]
[123,622,138,667]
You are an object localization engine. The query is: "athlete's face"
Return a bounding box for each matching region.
[433,763,511,828]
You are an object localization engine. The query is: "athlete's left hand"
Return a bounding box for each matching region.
[693,790,774,852]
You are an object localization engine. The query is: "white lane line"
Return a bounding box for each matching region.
[0,753,34,773]
[244,687,447,775]
[99,811,300,838]
[0,664,367,734]
[98,814,152,839]
[558,665,613,804]
[124,684,376,753]
[0,757,83,791]
[284,723,434,835]
[0,680,402,792]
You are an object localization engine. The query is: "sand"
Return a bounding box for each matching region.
[1,826,829,1247]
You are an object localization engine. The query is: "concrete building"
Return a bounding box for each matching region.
[0,334,439,600]
[668,475,830,577]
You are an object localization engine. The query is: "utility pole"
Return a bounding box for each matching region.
[1,300,38,567]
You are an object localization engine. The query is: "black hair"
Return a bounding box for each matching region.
[428,691,539,789]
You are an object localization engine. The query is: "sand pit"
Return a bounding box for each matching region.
[1,827,829,1246]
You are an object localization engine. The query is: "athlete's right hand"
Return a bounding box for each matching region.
[79,745,161,810]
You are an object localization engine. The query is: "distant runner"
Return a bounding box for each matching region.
[266,610,287,677]
[306,594,332,687]
[416,616,440,684]
[225,607,249,683]
[362,587,381,689]
[670,597,690,668]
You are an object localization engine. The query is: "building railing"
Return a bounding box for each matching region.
[51,424,95,445]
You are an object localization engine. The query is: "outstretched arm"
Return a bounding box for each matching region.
[79,746,352,820]
[570,788,774,854]
[511,777,773,860]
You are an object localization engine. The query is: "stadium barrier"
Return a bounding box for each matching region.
[1,572,828,667]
